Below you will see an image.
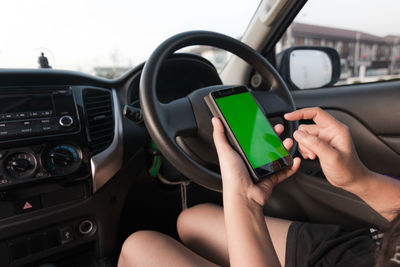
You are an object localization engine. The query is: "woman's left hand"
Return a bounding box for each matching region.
[212,117,301,208]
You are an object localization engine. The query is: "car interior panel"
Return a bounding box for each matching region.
[1,0,399,266]
[0,54,226,266]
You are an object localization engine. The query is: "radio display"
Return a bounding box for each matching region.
[0,95,54,114]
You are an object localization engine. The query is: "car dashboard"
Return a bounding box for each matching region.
[0,53,221,266]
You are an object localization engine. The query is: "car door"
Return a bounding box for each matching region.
[258,0,400,230]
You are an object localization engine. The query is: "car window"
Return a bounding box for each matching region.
[276,0,400,87]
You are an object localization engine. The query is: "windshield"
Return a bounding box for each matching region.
[0,0,260,78]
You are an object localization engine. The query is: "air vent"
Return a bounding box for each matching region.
[83,88,114,155]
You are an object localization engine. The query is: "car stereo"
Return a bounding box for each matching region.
[0,87,79,140]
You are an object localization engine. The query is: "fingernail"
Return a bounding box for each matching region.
[211,117,218,128]
[294,130,305,141]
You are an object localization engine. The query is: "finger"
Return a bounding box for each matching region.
[298,124,320,137]
[297,125,321,159]
[297,145,311,159]
[274,157,301,184]
[296,137,315,159]
[293,130,337,161]
[284,107,339,128]
[273,124,284,136]
[211,117,234,156]
[282,138,293,151]
[282,138,315,160]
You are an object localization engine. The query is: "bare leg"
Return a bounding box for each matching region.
[118,230,219,267]
[177,203,292,266]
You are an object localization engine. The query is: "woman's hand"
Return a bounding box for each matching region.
[285,107,400,221]
[284,107,369,192]
[212,117,301,208]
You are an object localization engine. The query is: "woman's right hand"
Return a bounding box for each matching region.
[284,107,370,192]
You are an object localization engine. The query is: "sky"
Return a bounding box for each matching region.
[295,0,400,37]
[0,0,259,72]
[0,0,399,74]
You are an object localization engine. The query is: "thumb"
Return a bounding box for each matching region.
[294,130,337,161]
[212,117,234,156]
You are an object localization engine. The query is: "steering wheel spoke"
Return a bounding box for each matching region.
[252,90,297,141]
[252,90,294,117]
[161,97,197,138]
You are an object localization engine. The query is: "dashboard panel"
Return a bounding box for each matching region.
[0,86,121,194]
[0,85,121,266]
[0,53,221,266]
[0,87,86,190]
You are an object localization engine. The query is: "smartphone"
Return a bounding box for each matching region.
[204,86,293,182]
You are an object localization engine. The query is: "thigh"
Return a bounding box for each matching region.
[178,203,229,266]
[177,203,292,266]
[118,230,219,267]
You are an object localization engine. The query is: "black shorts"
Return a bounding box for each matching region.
[285,222,377,267]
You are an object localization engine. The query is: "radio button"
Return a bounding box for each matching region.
[19,128,33,134]
[59,116,74,128]
[41,126,54,132]
[11,121,33,135]
[39,119,51,124]
[28,111,39,118]
[0,129,17,138]
[32,121,54,133]
[16,113,28,119]
[0,131,10,137]
[0,122,20,130]
[39,110,53,117]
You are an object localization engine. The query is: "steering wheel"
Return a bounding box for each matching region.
[140,31,298,191]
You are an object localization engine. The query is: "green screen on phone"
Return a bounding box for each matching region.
[215,91,288,169]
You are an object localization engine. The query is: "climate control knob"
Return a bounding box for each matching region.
[49,149,74,167]
[43,145,82,176]
[59,115,74,128]
[10,158,32,172]
[4,152,37,179]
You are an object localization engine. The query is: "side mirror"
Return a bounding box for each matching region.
[277,46,341,90]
